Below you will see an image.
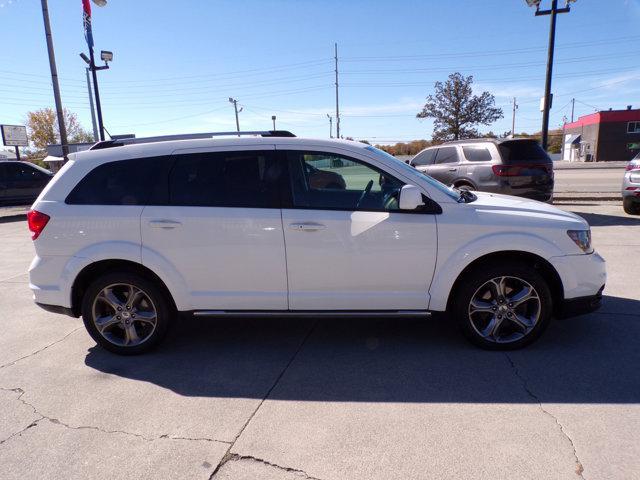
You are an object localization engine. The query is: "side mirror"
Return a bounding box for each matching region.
[399,185,425,210]
[405,159,411,164]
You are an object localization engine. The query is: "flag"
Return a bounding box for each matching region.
[82,0,94,49]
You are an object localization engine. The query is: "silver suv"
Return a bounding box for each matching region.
[411,138,554,202]
[622,152,640,215]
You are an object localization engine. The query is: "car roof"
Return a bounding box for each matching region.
[420,138,538,149]
[71,136,370,162]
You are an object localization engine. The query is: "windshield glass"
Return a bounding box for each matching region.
[365,145,460,201]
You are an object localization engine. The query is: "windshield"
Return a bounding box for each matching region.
[365,145,460,201]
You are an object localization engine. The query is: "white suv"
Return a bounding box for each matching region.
[27,132,606,354]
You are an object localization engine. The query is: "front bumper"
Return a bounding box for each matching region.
[557,285,604,318]
[549,251,607,304]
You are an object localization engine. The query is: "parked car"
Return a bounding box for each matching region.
[27,133,605,355]
[0,160,53,205]
[410,138,554,202]
[622,152,640,215]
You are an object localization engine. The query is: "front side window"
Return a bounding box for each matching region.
[412,149,436,166]
[287,151,404,211]
[169,151,280,208]
[462,146,492,162]
[435,147,459,164]
[66,157,168,205]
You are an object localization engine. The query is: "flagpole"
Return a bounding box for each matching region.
[82,0,105,141]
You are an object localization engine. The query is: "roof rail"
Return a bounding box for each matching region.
[88,130,296,150]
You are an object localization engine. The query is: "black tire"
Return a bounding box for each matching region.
[452,262,553,350]
[81,271,173,355]
[623,197,640,215]
[455,182,475,191]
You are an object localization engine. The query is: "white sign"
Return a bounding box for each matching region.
[539,94,553,112]
[1,125,28,147]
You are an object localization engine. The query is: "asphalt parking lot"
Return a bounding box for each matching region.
[0,201,638,480]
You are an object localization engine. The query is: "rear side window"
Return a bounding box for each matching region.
[169,151,280,208]
[412,149,436,166]
[66,157,169,205]
[499,140,550,163]
[462,146,492,162]
[434,147,459,164]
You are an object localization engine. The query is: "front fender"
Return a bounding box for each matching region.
[428,232,565,311]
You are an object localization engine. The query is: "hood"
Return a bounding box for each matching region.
[469,191,588,228]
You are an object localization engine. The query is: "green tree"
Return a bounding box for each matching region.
[417,73,503,142]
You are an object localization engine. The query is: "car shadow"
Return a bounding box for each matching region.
[572,211,640,226]
[84,294,640,404]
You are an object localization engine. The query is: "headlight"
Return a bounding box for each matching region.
[567,230,593,253]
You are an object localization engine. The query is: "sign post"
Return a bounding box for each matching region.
[0,125,28,161]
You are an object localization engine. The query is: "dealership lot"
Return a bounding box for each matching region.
[0,202,638,480]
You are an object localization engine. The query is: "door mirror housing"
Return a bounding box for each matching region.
[399,185,425,210]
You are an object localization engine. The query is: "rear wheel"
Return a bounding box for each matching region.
[452,263,552,350]
[81,272,172,355]
[454,182,475,191]
[623,197,640,215]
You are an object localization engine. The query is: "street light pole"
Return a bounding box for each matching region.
[85,68,99,141]
[40,0,69,160]
[334,42,340,139]
[88,47,106,141]
[528,0,572,151]
[327,114,333,138]
[272,115,276,131]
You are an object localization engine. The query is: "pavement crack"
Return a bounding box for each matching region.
[0,386,229,446]
[0,327,83,369]
[505,354,586,479]
[210,320,319,479]
[215,453,325,480]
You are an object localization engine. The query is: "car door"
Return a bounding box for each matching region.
[16,163,51,201]
[411,148,436,175]
[140,146,289,311]
[280,147,438,311]
[427,146,461,186]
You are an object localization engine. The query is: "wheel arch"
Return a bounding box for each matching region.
[444,251,564,316]
[71,259,177,317]
[453,178,477,190]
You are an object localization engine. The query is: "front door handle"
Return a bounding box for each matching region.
[148,219,182,229]
[448,167,457,172]
[289,222,326,232]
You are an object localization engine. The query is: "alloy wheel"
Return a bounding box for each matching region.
[468,276,541,344]
[91,283,158,347]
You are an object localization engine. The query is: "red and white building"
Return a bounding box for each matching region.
[562,107,640,162]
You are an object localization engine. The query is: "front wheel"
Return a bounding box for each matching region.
[452,263,552,350]
[81,272,172,355]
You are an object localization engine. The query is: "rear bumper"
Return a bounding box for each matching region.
[557,285,604,318]
[35,302,78,318]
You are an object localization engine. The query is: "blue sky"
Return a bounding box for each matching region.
[1,0,639,146]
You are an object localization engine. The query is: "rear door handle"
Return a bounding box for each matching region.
[289,222,326,232]
[148,219,182,229]
[448,167,457,172]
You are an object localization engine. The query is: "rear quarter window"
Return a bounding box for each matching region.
[462,146,493,162]
[499,140,550,163]
[66,156,171,205]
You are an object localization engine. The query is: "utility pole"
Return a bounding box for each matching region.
[511,97,518,137]
[271,115,276,131]
[327,114,333,138]
[571,97,575,123]
[529,0,572,151]
[229,98,241,135]
[85,68,99,141]
[334,42,340,138]
[40,0,69,159]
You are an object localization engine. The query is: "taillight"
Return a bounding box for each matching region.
[27,210,50,240]
[626,163,640,171]
[492,164,553,177]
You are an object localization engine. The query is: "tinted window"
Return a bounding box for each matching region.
[435,147,459,164]
[4,163,47,182]
[169,151,280,208]
[66,157,169,205]
[499,140,550,163]
[287,151,404,211]
[412,149,436,166]
[462,146,493,162]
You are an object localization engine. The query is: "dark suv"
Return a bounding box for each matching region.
[411,138,554,202]
[0,161,53,205]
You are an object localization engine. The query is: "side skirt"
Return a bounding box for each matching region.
[190,310,432,318]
